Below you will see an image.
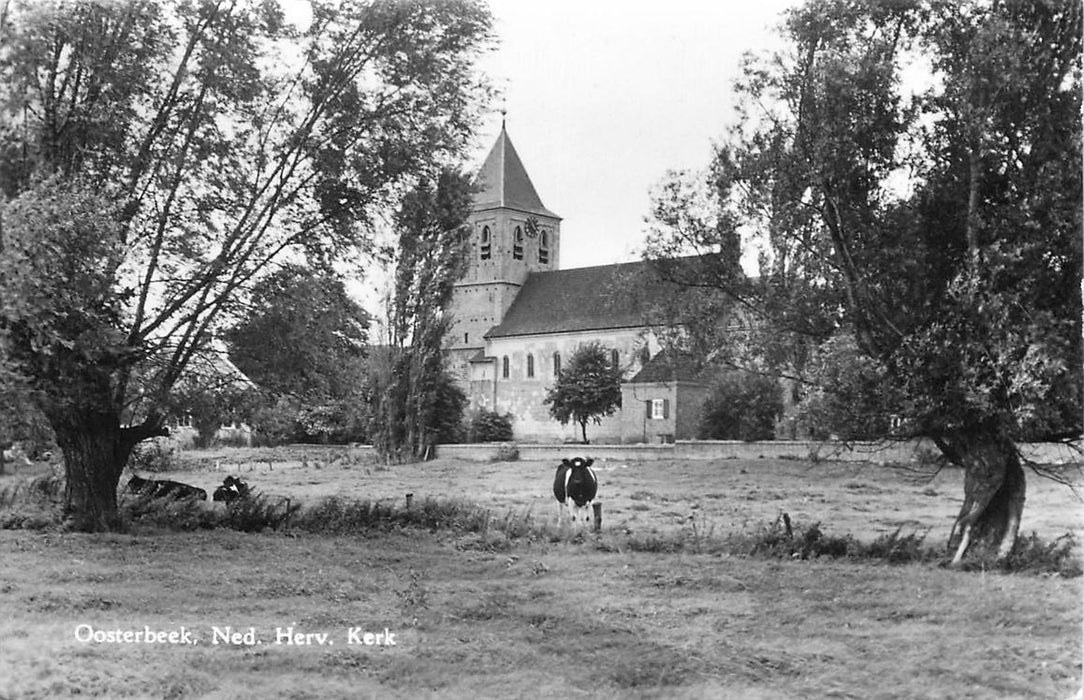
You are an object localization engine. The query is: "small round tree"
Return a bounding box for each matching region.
[544,342,623,444]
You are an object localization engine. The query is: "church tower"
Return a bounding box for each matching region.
[447,124,561,374]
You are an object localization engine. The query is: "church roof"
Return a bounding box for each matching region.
[485,260,661,338]
[473,125,559,219]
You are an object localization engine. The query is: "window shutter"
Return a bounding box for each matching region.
[663,399,670,419]
[645,400,653,419]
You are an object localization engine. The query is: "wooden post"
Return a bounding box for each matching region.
[405,493,414,510]
[592,502,602,533]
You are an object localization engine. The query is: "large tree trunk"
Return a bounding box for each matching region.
[51,410,137,532]
[939,429,1026,565]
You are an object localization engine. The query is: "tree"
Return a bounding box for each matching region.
[698,372,781,442]
[643,0,1081,563]
[544,342,624,444]
[0,0,492,530]
[164,352,258,448]
[227,265,370,400]
[367,169,473,461]
[224,264,370,443]
[798,335,898,441]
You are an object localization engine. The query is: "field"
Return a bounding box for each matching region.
[1,448,1082,699]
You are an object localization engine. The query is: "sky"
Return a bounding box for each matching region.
[470,0,801,271]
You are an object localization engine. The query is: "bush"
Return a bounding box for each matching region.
[128,438,177,473]
[467,410,514,443]
[495,443,519,461]
[697,371,781,441]
[991,532,1080,577]
[799,334,900,440]
[120,492,219,531]
[221,494,300,533]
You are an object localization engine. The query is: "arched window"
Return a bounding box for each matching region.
[526,354,534,378]
[502,355,509,379]
[538,230,550,264]
[611,348,620,369]
[513,226,524,260]
[480,226,492,260]
[553,351,561,378]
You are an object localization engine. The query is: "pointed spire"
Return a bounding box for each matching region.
[473,123,558,218]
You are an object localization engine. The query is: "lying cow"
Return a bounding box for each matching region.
[126,474,207,501]
[212,476,251,504]
[553,457,598,528]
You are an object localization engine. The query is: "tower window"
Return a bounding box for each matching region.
[526,354,534,378]
[539,230,549,264]
[481,226,491,260]
[502,355,509,379]
[513,226,524,260]
[553,351,561,378]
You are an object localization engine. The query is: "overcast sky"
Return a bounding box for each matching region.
[470,0,801,271]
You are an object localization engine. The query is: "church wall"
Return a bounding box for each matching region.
[483,327,659,443]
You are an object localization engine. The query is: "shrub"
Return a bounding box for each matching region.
[120,493,219,531]
[798,334,900,440]
[495,443,519,461]
[221,494,300,532]
[994,532,1080,577]
[864,528,936,564]
[698,371,781,441]
[468,410,514,443]
[128,438,177,473]
[292,496,494,535]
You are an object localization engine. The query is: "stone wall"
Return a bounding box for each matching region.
[432,439,1082,465]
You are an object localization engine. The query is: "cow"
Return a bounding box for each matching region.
[553,457,598,528]
[212,476,251,504]
[126,474,207,501]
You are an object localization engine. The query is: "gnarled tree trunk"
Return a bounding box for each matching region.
[938,429,1026,564]
[50,409,140,532]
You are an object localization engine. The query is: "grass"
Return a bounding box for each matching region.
[0,450,1081,698]
[0,527,1080,699]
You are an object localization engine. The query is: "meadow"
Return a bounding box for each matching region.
[0,447,1081,699]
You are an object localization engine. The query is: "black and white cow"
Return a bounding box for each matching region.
[127,474,207,501]
[212,476,251,504]
[553,457,598,527]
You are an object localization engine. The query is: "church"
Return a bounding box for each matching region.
[446,126,713,443]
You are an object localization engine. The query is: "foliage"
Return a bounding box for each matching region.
[128,438,177,474]
[368,170,473,460]
[697,371,782,441]
[165,368,258,448]
[249,395,305,446]
[225,265,370,402]
[544,342,624,444]
[296,399,369,445]
[641,0,1082,557]
[0,0,492,529]
[798,335,900,441]
[467,410,514,443]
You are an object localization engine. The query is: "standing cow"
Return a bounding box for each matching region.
[553,457,598,528]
